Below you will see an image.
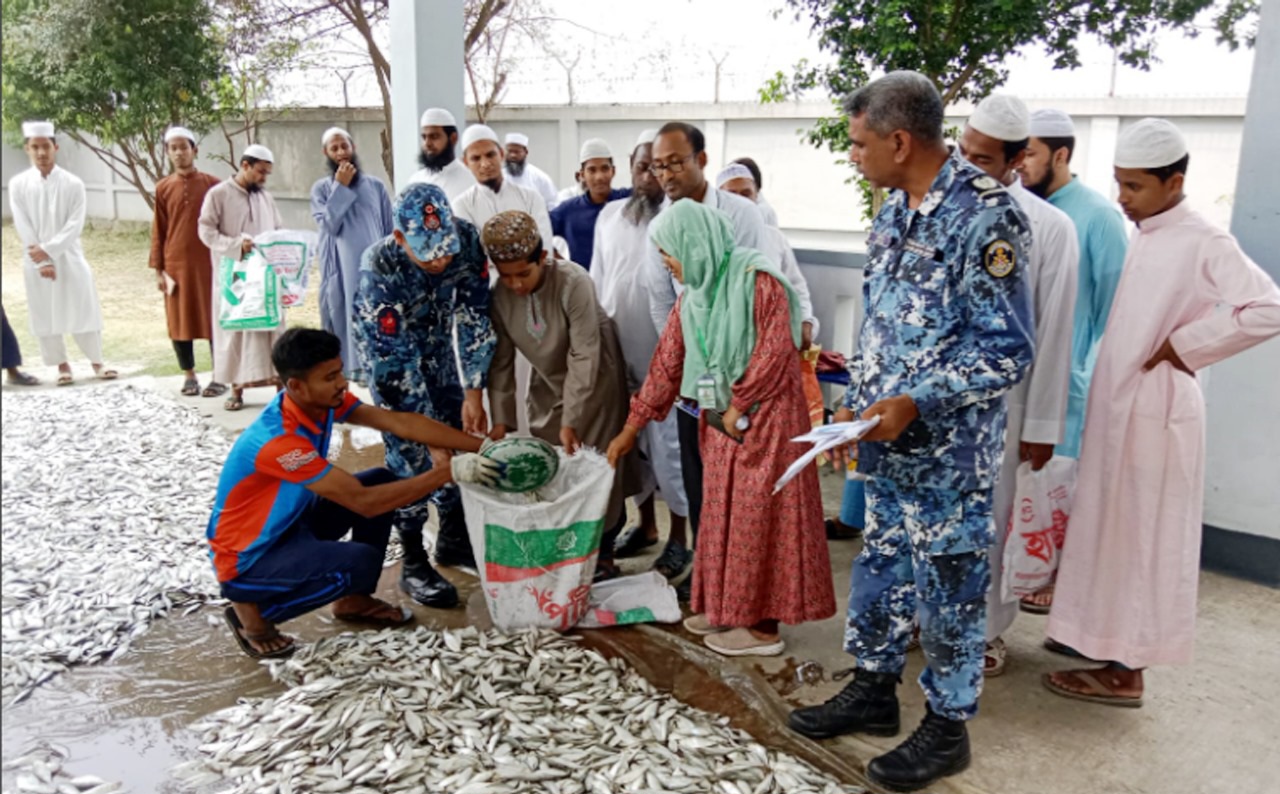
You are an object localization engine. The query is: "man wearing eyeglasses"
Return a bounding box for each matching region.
[642,121,771,592]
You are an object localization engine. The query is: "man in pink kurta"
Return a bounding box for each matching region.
[1045,119,1280,707]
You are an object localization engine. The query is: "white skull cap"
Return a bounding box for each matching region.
[1028,108,1075,138]
[1114,118,1188,169]
[968,94,1030,142]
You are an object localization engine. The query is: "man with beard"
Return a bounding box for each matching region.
[589,130,690,567]
[310,127,393,380]
[352,183,496,599]
[1013,108,1129,616]
[408,108,475,202]
[550,138,631,267]
[453,125,552,249]
[197,144,285,411]
[503,132,560,210]
[150,126,224,396]
[642,121,770,587]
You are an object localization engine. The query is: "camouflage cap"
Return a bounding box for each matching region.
[394,183,461,261]
[481,210,542,263]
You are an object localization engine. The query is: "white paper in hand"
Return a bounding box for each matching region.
[773,416,881,494]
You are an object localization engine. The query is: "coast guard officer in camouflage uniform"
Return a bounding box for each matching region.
[787,72,1034,793]
[352,183,496,608]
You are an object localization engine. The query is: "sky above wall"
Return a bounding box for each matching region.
[282,0,1256,108]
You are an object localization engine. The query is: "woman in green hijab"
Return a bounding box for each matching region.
[607,200,834,657]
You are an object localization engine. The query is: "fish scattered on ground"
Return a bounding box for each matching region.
[0,386,230,706]
[2,742,124,793]
[175,626,867,794]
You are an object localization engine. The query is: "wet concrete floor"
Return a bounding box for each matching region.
[2,431,875,793]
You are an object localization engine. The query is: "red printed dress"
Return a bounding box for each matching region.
[628,275,835,627]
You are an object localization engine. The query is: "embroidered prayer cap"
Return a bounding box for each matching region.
[579,138,612,164]
[321,127,352,146]
[420,107,457,128]
[505,132,530,147]
[482,210,542,263]
[968,94,1030,142]
[461,124,502,155]
[22,121,55,139]
[1114,118,1188,169]
[163,126,197,145]
[242,143,274,163]
[394,183,461,262]
[716,163,755,189]
[635,128,659,150]
[1028,109,1075,138]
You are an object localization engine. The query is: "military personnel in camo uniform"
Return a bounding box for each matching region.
[787,72,1034,793]
[352,183,496,608]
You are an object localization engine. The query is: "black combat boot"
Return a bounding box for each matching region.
[787,668,900,739]
[398,526,459,608]
[866,706,970,792]
[433,503,476,569]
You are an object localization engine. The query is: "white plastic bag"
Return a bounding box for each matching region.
[576,571,681,629]
[1001,457,1077,601]
[457,447,612,632]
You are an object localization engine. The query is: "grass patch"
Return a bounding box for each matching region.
[2,221,321,377]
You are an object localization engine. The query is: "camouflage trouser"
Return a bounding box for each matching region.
[844,479,994,721]
[371,377,465,529]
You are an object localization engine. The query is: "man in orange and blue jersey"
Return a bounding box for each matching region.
[206,327,502,658]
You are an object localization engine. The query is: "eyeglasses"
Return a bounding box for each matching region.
[649,155,694,176]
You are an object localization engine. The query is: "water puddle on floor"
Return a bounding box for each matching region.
[3,438,872,792]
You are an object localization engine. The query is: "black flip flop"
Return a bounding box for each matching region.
[202,382,228,398]
[224,606,295,659]
[612,524,658,558]
[180,378,200,396]
[334,600,414,627]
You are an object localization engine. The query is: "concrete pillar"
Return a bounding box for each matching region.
[1083,115,1120,199]
[389,0,465,192]
[1203,0,1280,568]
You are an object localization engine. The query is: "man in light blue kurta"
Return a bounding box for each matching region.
[311,127,393,379]
[1021,110,1128,458]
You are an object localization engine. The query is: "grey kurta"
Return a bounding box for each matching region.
[489,261,637,528]
[197,178,285,385]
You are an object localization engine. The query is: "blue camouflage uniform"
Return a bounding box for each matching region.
[351,191,496,529]
[842,153,1035,722]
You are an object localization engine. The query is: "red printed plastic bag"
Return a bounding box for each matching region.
[1001,457,1077,601]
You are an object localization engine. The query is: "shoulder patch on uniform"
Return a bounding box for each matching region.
[983,239,1016,278]
[377,306,400,336]
[277,448,318,472]
[971,175,1000,191]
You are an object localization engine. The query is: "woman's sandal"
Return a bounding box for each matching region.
[56,372,74,387]
[93,366,119,380]
[223,606,295,659]
[1042,668,1143,708]
[1019,584,1055,614]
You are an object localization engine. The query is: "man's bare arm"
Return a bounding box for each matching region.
[347,404,483,452]
[306,465,450,519]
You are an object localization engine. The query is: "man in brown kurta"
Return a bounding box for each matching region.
[197,144,285,411]
[482,210,638,580]
[150,126,223,396]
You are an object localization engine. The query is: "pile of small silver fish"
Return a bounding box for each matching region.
[2,743,124,794]
[175,626,866,794]
[1,387,229,705]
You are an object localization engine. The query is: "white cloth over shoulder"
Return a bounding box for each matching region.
[8,166,104,337]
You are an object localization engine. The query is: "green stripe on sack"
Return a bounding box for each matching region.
[484,520,604,568]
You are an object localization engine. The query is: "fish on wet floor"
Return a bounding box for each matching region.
[174,626,868,794]
[3,743,124,794]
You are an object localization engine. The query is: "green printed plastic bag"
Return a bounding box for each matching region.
[218,252,281,330]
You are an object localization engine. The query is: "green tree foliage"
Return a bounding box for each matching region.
[762,0,1259,217]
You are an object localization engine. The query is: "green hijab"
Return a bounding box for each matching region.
[648,199,801,410]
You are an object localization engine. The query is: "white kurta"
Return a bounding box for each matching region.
[452,178,553,252]
[8,166,104,342]
[1047,201,1280,667]
[505,162,560,210]
[760,225,819,337]
[197,179,285,385]
[758,193,780,228]
[986,179,1080,640]
[407,159,476,205]
[590,200,688,517]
